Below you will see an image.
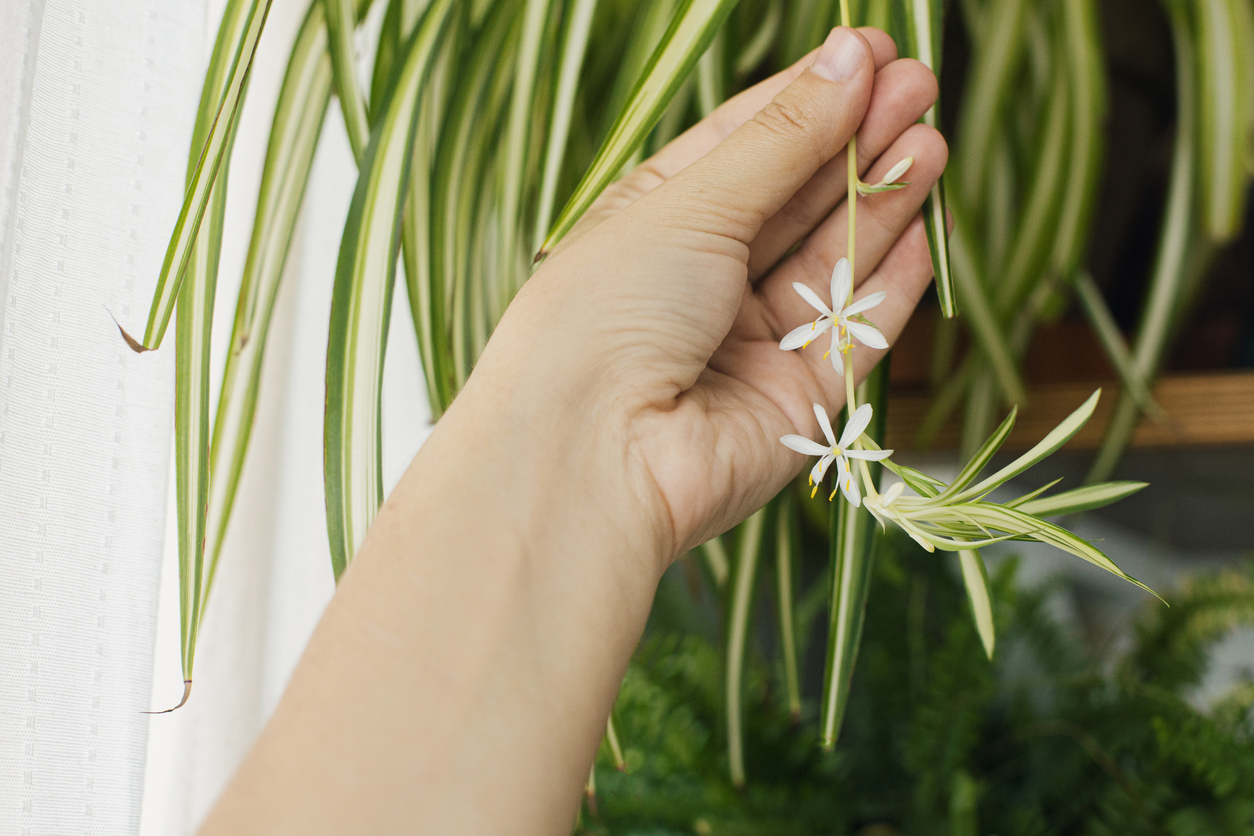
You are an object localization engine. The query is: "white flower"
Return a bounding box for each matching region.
[780,402,893,505]
[778,258,888,373]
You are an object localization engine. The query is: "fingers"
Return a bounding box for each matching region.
[561,28,898,252]
[746,58,939,281]
[757,122,948,352]
[638,27,876,249]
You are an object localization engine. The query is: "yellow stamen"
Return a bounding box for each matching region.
[811,485,819,499]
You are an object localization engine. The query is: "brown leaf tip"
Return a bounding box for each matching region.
[107,308,151,354]
[143,679,192,714]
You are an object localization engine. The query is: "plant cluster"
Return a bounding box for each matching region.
[583,534,1254,836]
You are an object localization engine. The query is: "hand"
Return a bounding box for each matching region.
[199,27,949,835]
[476,25,946,561]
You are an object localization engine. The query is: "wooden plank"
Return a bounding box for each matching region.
[886,372,1254,451]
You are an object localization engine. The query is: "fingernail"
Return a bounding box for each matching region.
[811,27,865,82]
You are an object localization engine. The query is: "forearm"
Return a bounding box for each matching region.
[198,353,668,835]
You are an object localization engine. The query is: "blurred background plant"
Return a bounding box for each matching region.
[134,0,1254,824]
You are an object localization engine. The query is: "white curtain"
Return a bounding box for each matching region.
[0,1,431,834]
[0,0,202,833]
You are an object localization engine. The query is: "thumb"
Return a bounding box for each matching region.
[651,27,874,246]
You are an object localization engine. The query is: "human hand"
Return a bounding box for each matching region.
[199,29,950,834]
[470,25,947,564]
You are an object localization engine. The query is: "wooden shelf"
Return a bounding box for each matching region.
[885,371,1254,451]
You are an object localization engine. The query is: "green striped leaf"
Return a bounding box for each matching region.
[1018,480,1148,517]
[324,0,457,579]
[958,549,994,659]
[401,16,462,416]
[726,506,767,789]
[956,389,1100,502]
[1089,0,1196,483]
[1074,272,1165,420]
[324,0,372,160]
[936,406,1016,501]
[205,0,343,604]
[947,211,1026,405]
[819,364,888,750]
[1048,0,1106,280]
[131,0,273,352]
[775,492,802,722]
[434,0,518,396]
[900,0,956,317]
[954,0,1026,209]
[540,0,741,254]
[534,0,600,251]
[1195,0,1247,241]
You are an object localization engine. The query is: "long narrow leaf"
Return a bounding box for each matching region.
[325,0,457,578]
[1089,0,1196,482]
[954,0,1026,208]
[205,0,345,602]
[947,212,1026,404]
[434,1,518,398]
[936,406,1016,501]
[540,0,740,254]
[1018,480,1148,517]
[1048,0,1106,279]
[1195,0,1246,241]
[958,549,994,659]
[775,492,802,722]
[819,364,888,750]
[132,0,273,351]
[726,507,767,789]
[324,0,372,160]
[1073,272,1165,420]
[534,0,600,252]
[956,389,1100,502]
[900,0,956,317]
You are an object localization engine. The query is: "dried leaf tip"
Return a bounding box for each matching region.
[143,679,192,714]
[107,308,151,354]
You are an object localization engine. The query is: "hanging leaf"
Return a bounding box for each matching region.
[958,549,994,659]
[540,0,741,255]
[129,0,274,352]
[819,363,888,750]
[899,0,956,317]
[324,0,457,578]
[726,505,767,788]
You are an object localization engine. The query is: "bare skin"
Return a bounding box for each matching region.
[198,26,947,835]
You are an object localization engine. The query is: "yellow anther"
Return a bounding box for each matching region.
[811,485,819,499]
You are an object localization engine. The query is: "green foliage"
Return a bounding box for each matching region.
[582,534,1254,835]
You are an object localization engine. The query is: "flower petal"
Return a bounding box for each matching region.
[880,156,913,185]
[780,434,830,457]
[844,319,889,350]
[837,457,861,507]
[830,258,852,311]
[813,402,837,446]
[792,282,833,317]
[810,454,835,487]
[882,481,905,504]
[779,318,832,350]
[839,403,874,448]
[845,447,893,461]
[842,290,887,317]
[830,340,845,374]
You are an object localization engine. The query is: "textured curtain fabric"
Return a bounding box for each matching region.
[0,1,203,833]
[0,1,431,834]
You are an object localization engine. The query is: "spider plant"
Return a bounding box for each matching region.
[134,0,1250,797]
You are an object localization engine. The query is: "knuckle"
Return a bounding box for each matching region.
[752,98,829,167]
